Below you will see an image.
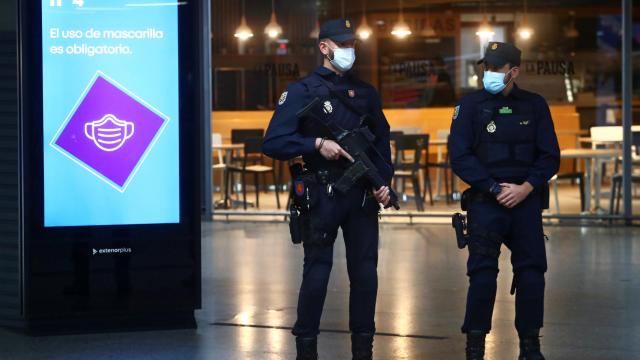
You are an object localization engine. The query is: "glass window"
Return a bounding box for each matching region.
[212,0,638,217]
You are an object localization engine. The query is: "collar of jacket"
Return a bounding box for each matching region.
[314,66,352,82]
[482,83,527,100]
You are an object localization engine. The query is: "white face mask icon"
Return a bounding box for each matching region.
[84,114,135,152]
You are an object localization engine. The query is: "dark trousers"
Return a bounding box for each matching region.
[292,185,380,338]
[462,192,547,335]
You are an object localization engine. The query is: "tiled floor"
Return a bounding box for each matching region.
[2,221,640,359]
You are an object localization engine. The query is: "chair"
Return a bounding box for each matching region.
[230,129,265,164]
[390,130,404,144]
[612,130,640,172]
[420,139,435,207]
[393,134,428,211]
[425,133,452,204]
[590,126,623,180]
[609,174,640,215]
[389,130,404,164]
[231,128,264,144]
[609,133,640,215]
[211,133,226,201]
[550,173,585,214]
[225,137,280,210]
[226,129,265,199]
[589,126,623,144]
[394,127,422,135]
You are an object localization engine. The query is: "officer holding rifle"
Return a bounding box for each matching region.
[263,19,396,360]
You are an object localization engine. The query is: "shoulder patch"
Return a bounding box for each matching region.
[278,91,288,105]
[452,105,460,120]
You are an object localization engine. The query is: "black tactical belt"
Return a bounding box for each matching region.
[461,189,497,211]
[313,168,344,185]
[468,191,498,204]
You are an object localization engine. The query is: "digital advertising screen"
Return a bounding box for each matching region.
[42,0,180,227]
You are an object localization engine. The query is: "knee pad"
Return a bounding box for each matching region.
[469,270,498,299]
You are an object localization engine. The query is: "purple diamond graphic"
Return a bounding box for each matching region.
[52,72,168,191]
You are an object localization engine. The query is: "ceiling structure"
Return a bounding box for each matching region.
[332,0,623,15]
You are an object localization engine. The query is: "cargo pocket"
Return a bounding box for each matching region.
[362,191,382,217]
[306,183,339,247]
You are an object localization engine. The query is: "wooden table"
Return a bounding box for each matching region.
[212,143,244,151]
[561,148,620,212]
[212,143,244,167]
[578,137,622,147]
[212,143,244,208]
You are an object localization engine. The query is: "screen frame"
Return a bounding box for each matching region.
[19,0,202,318]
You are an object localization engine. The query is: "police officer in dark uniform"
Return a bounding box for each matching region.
[262,19,393,360]
[449,42,560,360]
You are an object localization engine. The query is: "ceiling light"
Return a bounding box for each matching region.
[391,0,412,39]
[264,0,283,39]
[357,15,373,40]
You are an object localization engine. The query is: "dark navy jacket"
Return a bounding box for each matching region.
[263,66,394,183]
[449,85,560,192]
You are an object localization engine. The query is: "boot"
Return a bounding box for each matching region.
[465,330,486,360]
[351,333,374,360]
[296,337,318,360]
[518,329,545,360]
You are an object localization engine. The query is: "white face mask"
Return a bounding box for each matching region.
[327,46,356,72]
[85,114,135,152]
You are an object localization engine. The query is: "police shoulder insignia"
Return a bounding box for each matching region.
[452,105,460,120]
[487,120,497,133]
[278,91,288,105]
[323,100,333,114]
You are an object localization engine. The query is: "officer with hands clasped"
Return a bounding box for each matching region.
[262,19,394,360]
[449,42,560,360]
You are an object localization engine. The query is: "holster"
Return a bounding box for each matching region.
[288,164,339,246]
[454,189,502,259]
[288,163,313,245]
[540,183,550,210]
[289,205,310,244]
[452,213,469,249]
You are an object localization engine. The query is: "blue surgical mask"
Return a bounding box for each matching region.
[329,46,356,72]
[483,69,513,94]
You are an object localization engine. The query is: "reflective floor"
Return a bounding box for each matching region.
[2,222,640,359]
[214,183,640,218]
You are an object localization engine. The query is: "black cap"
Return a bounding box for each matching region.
[477,42,522,67]
[318,18,355,42]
